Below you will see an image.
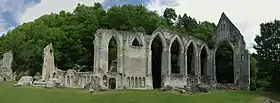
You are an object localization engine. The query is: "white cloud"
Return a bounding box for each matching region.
[19,0,104,24]
[18,0,280,53]
[147,0,280,53]
[0,16,7,35]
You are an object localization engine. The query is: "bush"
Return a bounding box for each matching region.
[250,79,257,91]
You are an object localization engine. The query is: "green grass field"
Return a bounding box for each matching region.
[0,82,276,103]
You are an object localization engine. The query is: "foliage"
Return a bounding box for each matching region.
[0,4,216,76]
[254,20,280,92]
[163,8,177,26]
[250,55,257,91]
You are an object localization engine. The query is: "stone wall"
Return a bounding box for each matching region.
[0,51,13,81]
[41,12,250,90]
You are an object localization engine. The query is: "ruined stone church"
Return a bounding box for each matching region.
[41,13,250,90]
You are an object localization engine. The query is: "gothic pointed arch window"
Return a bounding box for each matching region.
[132,38,142,46]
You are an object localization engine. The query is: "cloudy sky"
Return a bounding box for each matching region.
[1,0,280,53]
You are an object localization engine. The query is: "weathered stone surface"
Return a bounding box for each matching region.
[41,43,56,81]
[36,13,250,92]
[45,78,61,88]
[89,88,95,93]
[14,76,33,86]
[0,51,13,81]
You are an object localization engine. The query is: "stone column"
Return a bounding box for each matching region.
[233,47,240,86]
[184,50,188,75]
[206,51,212,85]
[146,49,153,89]
[161,50,169,87]
[146,49,152,76]
[194,51,200,84]
[179,49,185,75]
[211,50,217,85]
[93,36,100,73]
[197,50,202,84]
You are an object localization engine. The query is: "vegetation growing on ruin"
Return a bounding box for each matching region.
[0,3,267,92]
[0,3,216,76]
[0,82,277,103]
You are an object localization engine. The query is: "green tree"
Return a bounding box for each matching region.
[0,4,217,77]
[176,14,198,35]
[254,20,280,92]
[250,55,257,91]
[163,8,177,26]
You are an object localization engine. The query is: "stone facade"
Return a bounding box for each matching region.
[0,51,13,81]
[41,13,250,90]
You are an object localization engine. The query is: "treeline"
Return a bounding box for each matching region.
[253,20,280,92]
[0,3,216,76]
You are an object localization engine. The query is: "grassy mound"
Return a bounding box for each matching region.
[0,82,269,103]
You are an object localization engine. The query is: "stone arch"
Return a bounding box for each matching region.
[131,77,134,87]
[103,75,108,87]
[108,35,120,72]
[135,77,138,88]
[3,78,6,81]
[214,41,235,84]
[67,75,70,85]
[131,35,143,46]
[70,75,74,85]
[109,78,116,89]
[199,44,210,77]
[91,76,94,83]
[168,35,184,51]
[148,31,167,50]
[169,35,184,74]
[132,38,141,46]
[149,31,167,89]
[139,77,142,88]
[185,40,198,75]
[127,77,130,87]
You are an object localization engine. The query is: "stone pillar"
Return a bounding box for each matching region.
[179,49,185,75]
[161,50,169,87]
[211,50,217,85]
[197,50,202,84]
[206,51,212,85]
[42,43,56,81]
[233,47,240,86]
[184,50,188,75]
[146,49,153,89]
[93,36,100,73]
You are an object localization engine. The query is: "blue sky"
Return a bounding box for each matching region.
[1,0,280,53]
[0,0,151,34]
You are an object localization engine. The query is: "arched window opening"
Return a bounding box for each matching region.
[109,78,116,89]
[108,36,118,72]
[132,38,141,46]
[151,36,163,88]
[215,42,234,83]
[187,42,195,75]
[171,39,180,74]
[103,75,108,87]
[200,47,207,76]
